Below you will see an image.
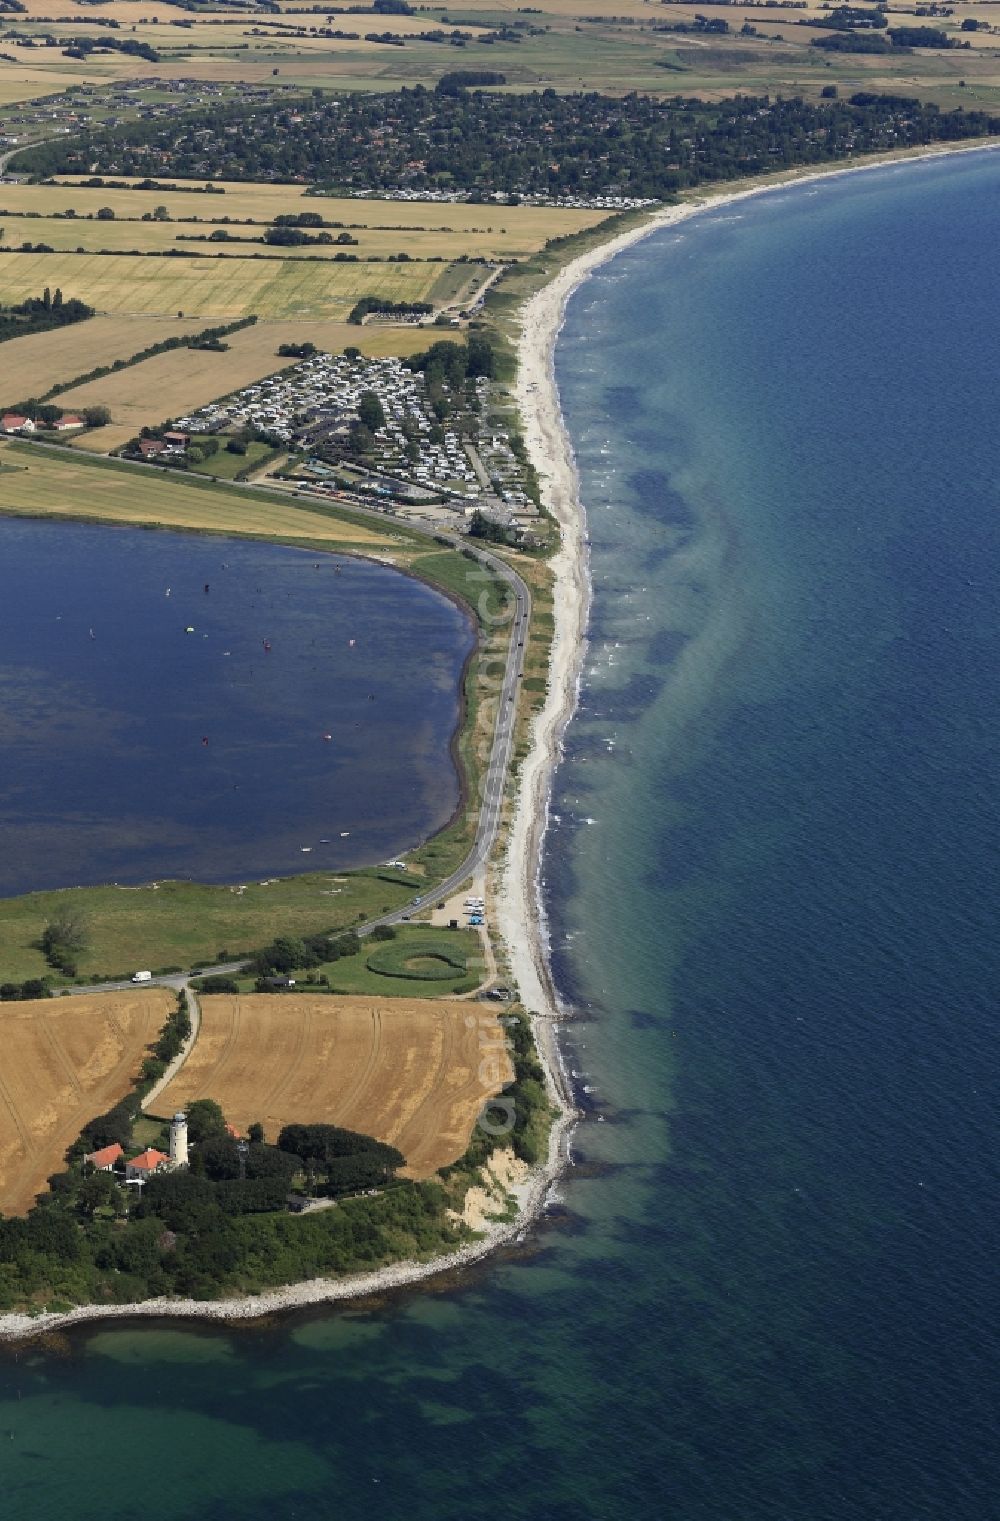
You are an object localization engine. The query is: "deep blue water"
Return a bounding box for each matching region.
[2,152,998,1521]
[0,522,473,895]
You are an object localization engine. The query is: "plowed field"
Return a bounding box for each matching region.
[154,994,513,1178]
[0,990,173,1216]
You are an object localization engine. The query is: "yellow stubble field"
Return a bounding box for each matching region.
[0,249,446,318]
[154,993,513,1178]
[26,178,609,241]
[0,314,206,402]
[0,990,173,1217]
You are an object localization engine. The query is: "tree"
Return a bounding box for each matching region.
[96,206,115,220]
[226,437,247,455]
[186,1098,228,1144]
[40,912,89,973]
[356,390,386,432]
[82,405,111,428]
[248,1121,265,1144]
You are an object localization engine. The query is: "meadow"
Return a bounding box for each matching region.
[152,991,513,1178]
[0,871,424,986]
[0,0,998,109]
[0,989,173,1216]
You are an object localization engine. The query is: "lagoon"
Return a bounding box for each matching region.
[0,520,473,897]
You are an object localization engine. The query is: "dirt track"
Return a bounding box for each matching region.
[153,994,513,1177]
[0,990,173,1216]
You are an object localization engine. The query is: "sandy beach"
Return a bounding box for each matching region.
[1,138,996,1345]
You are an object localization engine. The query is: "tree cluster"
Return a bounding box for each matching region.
[0,287,93,345]
[17,88,1000,200]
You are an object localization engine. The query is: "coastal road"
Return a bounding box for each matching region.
[33,452,534,987]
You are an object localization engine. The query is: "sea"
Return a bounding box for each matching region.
[2,150,998,1521]
[0,523,473,895]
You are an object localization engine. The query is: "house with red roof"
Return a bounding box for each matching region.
[125,1148,170,1181]
[1,414,35,434]
[85,1142,124,1171]
[51,414,84,431]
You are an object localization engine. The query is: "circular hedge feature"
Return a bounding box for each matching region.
[366,939,468,981]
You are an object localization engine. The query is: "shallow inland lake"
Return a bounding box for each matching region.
[0,519,474,897]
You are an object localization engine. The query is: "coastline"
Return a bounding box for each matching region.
[1,137,996,1346]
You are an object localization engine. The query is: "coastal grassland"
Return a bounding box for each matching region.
[0,872,422,985]
[0,251,449,319]
[151,991,513,1178]
[0,439,392,542]
[0,989,173,1216]
[0,314,205,403]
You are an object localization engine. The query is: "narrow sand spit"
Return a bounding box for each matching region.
[1,141,996,1344]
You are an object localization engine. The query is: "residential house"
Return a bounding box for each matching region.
[85,1142,124,1171]
[125,1148,170,1181]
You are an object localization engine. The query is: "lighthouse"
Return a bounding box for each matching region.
[169,1111,189,1168]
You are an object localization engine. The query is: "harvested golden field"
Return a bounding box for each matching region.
[56,318,434,453]
[26,179,607,241]
[0,251,448,319]
[154,994,513,1179]
[0,314,205,404]
[0,211,596,262]
[0,990,173,1217]
[10,0,166,18]
[0,440,385,544]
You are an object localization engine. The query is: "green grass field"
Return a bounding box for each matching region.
[292,926,487,999]
[0,439,395,546]
[0,872,420,984]
[186,439,274,479]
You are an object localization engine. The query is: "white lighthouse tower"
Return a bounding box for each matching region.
[169,1111,189,1168]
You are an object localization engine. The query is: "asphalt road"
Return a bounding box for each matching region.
[42,459,533,992]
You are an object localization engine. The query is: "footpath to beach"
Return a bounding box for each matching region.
[2,137,997,1344]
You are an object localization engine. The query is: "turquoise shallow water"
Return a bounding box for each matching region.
[2,152,999,1520]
